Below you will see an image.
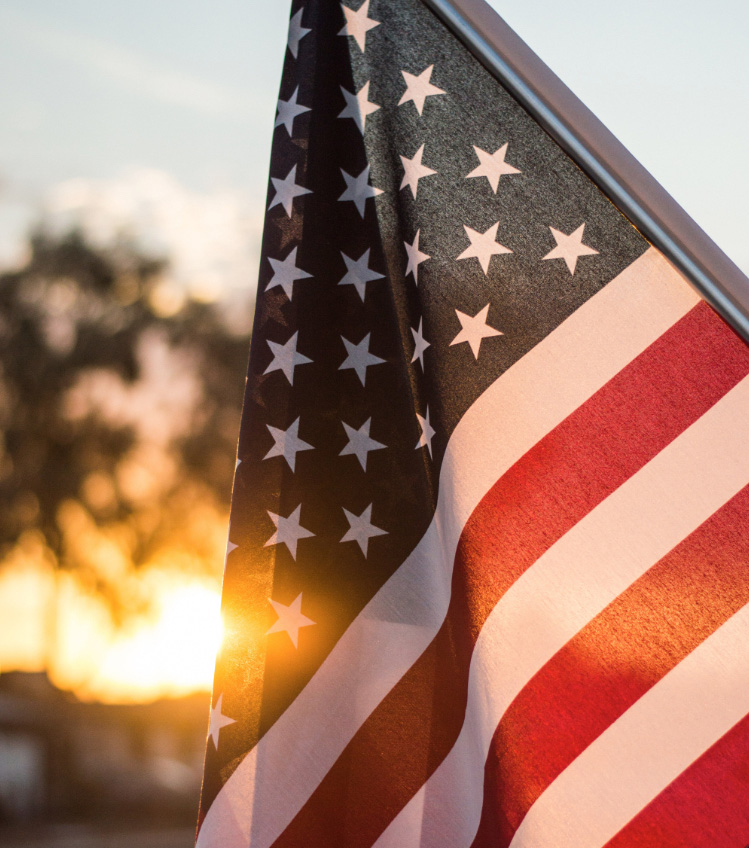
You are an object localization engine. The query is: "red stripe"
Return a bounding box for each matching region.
[272,303,749,848]
[471,483,749,848]
[604,710,749,847]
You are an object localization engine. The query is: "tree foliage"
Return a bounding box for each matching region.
[0,230,250,610]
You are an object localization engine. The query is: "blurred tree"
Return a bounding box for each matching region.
[0,230,251,618]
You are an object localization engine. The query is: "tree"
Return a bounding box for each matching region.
[0,230,251,617]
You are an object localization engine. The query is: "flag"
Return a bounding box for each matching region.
[197,0,749,845]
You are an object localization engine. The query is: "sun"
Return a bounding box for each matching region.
[76,580,224,703]
[0,544,227,704]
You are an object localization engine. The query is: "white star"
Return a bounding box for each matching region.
[400,144,438,199]
[339,333,385,386]
[457,222,513,275]
[466,143,521,192]
[341,504,388,556]
[398,65,446,115]
[404,230,430,284]
[275,87,310,136]
[266,593,315,648]
[264,504,315,560]
[269,164,312,217]
[542,223,599,274]
[339,82,380,134]
[411,318,430,369]
[223,536,238,570]
[340,418,385,471]
[208,694,236,749]
[338,248,384,301]
[264,417,314,471]
[339,165,383,218]
[415,407,436,457]
[450,303,503,359]
[235,458,241,470]
[264,331,312,385]
[339,0,380,52]
[266,246,312,300]
[287,9,311,59]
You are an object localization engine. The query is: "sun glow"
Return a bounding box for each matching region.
[0,550,225,703]
[81,581,224,703]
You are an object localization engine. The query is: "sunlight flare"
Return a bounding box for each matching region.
[82,581,224,702]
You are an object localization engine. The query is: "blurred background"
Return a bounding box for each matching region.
[0,0,747,845]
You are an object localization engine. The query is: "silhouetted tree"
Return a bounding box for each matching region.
[0,230,251,613]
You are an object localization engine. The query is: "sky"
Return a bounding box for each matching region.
[0,0,748,278]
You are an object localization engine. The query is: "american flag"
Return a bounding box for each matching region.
[197,0,749,845]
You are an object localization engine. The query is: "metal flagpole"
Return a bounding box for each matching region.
[422,0,749,343]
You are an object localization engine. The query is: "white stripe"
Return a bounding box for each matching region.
[512,601,749,848]
[197,248,698,848]
[377,374,749,848]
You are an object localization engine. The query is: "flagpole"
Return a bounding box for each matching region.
[422,0,749,343]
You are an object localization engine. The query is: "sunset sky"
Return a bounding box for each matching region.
[0,0,747,702]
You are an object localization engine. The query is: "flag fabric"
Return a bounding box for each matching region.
[197,0,749,846]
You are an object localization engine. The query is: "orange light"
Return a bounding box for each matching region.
[74,580,224,703]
